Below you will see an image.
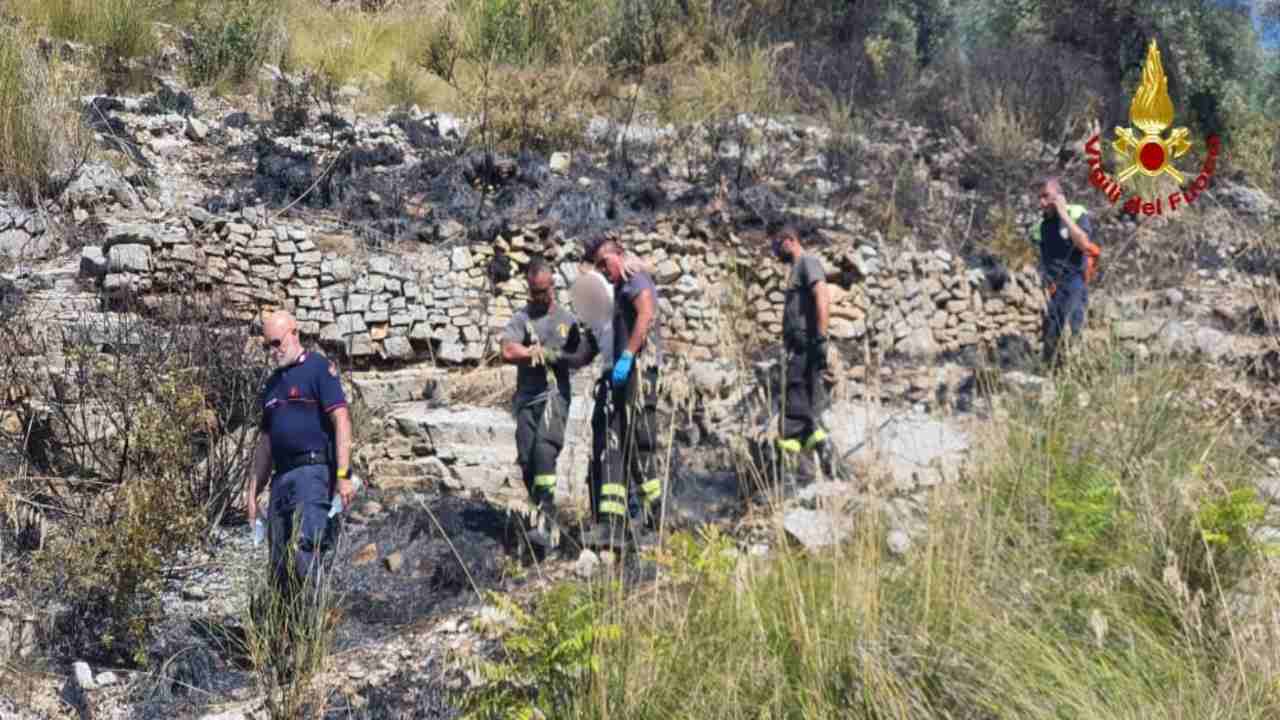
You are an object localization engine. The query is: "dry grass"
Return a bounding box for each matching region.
[6,0,161,61]
[448,363,517,408]
[1223,109,1280,192]
[285,0,453,108]
[986,202,1037,270]
[0,25,93,205]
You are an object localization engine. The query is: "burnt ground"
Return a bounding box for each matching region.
[120,491,544,720]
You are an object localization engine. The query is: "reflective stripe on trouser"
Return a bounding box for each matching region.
[588,356,671,522]
[514,395,567,503]
[599,482,628,517]
[780,347,829,445]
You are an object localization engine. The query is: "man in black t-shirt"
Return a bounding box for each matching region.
[499,259,598,549]
[581,235,669,549]
[771,225,839,486]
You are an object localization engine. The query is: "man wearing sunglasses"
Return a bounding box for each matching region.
[247,310,353,607]
[580,234,667,549]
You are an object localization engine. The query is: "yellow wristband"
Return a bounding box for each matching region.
[336,468,348,479]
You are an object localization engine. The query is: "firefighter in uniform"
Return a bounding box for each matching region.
[246,310,353,640]
[499,258,598,549]
[770,226,839,486]
[581,235,668,549]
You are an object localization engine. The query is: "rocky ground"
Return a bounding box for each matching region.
[2,51,1280,719]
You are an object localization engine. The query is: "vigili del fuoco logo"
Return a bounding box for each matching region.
[1084,39,1222,216]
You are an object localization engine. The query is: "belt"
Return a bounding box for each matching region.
[275,449,330,476]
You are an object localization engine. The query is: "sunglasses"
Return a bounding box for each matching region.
[263,329,295,349]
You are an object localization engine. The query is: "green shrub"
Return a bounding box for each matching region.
[419,7,599,155]
[450,0,600,67]
[184,0,286,87]
[461,585,621,719]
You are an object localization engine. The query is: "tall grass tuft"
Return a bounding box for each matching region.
[241,519,349,720]
[183,0,288,88]
[0,26,92,206]
[8,0,162,63]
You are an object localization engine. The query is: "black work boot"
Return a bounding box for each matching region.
[527,496,562,550]
[813,438,843,482]
[628,499,661,550]
[579,514,629,550]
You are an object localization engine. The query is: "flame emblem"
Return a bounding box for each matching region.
[1112,40,1191,183]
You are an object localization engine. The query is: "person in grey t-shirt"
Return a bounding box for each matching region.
[579,234,669,549]
[772,225,840,485]
[499,258,598,548]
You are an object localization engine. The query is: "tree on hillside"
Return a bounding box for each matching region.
[1038,0,1269,139]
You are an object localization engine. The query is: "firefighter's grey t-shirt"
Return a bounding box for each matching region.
[501,304,583,408]
[612,270,663,365]
[782,253,826,349]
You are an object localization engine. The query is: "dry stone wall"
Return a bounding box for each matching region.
[0,202,54,262]
[81,208,1049,364]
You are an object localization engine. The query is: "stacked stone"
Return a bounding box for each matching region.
[625,225,725,361]
[92,206,1050,364]
[0,203,53,261]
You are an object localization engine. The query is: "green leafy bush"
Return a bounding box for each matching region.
[184,0,286,87]
[461,585,620,719]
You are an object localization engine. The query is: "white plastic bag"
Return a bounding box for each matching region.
[329,475,364,518]
[571,269,614,339]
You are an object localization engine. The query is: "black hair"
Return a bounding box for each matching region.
[526,257,551,279]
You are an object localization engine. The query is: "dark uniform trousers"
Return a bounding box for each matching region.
[267,463,337,603]
[778,341,833,482]
[1042,274,1088,367]
[588,356,669,522]
[514,394,568,505]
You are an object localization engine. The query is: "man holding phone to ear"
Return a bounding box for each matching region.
[1030,177,1099,369]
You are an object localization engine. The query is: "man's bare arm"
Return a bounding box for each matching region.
[812,279,830,336]
[330,406,352,473]
[247,433,271,523]
[627,288,655,355]
[1055,197,1095,253]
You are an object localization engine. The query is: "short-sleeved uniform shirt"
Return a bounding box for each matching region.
[501,304,585,408]
[1035,205,1093,284]
[259,352,348,471]
[612,270,662,364]
[783,253,826,350]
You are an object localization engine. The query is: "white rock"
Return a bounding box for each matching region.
[549,152,571,174]
[73,661,95,690]
[886,529,912,556]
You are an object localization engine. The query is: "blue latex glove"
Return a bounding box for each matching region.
[611,351,634,387]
